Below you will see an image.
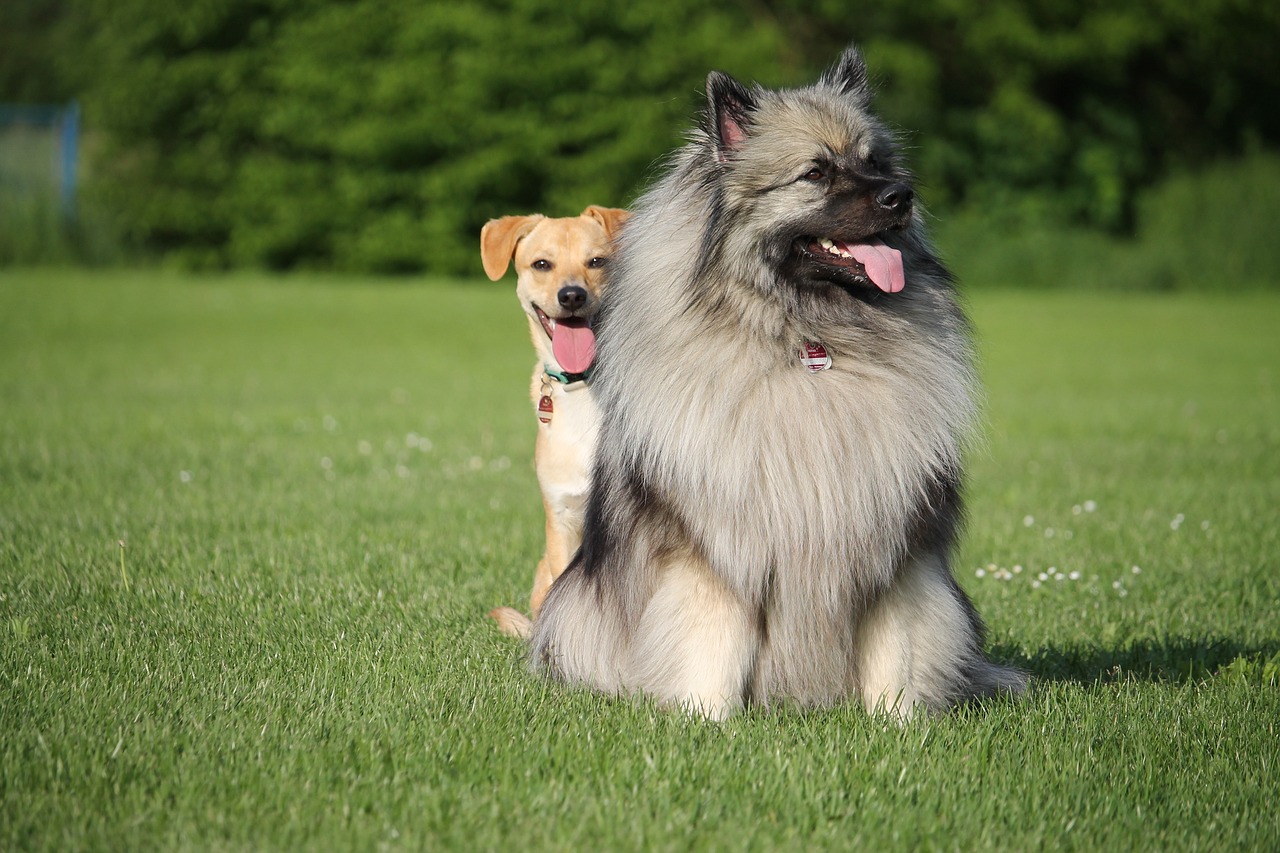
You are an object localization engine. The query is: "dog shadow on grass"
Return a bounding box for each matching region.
[993,637,1280,685]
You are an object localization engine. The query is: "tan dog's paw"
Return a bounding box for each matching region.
[488,606,533,640]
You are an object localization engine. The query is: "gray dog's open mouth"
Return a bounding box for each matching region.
[797,236,905,293]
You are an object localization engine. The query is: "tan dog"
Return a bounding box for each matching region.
[480,205,629,639]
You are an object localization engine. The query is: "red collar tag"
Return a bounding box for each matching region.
[800,341,832,373]
[537,394,553,424]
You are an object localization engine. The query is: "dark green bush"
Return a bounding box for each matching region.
[934,150,1280,291]
[4,0,1278,274]
[75,0,787,273]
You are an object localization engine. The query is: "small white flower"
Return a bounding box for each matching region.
[1054,573,1066,581]
[179,470,193,483]
[1044,528,1056,538]
[396,465,411,478]
[323,415,338,432]
[1131,565,1142,574]
[1013,564,1023,574]
[1083,500,1097,512]
[1068,571,1081,580]
[406,432,420,448]
[1073,505,1082,515]
[320,457,333,470]
[1112,580,1123,589]
[975,568,987,578]
[1023,515,1035,527]
[1031,580,1042,589]
[357,440,373,455]
[1200,520,1210,531]
[468,456,484,471]
[1038,572,1049,582]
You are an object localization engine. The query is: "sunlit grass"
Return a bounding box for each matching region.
[2,270,1277,851]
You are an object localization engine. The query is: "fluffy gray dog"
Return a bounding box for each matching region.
[529,46,1027,720]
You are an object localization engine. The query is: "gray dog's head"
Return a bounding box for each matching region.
[696,47,922,300]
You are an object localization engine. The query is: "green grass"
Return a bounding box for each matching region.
[2,269,1278,851]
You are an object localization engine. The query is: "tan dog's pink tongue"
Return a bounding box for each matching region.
[846,241,906,293]
[551,318,596,374]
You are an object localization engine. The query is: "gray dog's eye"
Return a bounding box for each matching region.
[532,259,553,272]
[587,257,608,269]
[802,168,825,182]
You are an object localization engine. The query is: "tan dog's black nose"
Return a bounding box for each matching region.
[558,285,589,311]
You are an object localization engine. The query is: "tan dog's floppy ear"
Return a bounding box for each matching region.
[480,215,544,281]
[582,205,630,239]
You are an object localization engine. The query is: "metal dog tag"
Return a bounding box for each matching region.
[537,395,553,424]
[800,341,832,372]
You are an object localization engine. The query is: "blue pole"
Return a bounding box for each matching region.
[59,100,80,223]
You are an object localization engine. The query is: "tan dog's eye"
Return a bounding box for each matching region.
[532,259,553,272]
[587,257,608,269]
[802,167,825,182]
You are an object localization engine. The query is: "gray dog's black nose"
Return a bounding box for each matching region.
[875,182,914,214]
[558,285,588,311]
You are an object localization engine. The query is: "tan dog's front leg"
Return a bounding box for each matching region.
[530,496,580,616]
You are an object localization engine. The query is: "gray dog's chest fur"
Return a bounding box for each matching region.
[596,278,973,609]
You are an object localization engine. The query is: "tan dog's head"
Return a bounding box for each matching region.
[480,205,629,375]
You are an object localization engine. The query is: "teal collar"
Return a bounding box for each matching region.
[544,363,594,385]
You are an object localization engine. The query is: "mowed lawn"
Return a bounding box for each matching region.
[2,268,1277,851]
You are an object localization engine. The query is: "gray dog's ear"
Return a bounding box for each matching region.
[706,71,757,163]
[821,45,872,102]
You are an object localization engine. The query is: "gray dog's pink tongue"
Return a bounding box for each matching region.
[551,318,596,374]
[844,241,905,293]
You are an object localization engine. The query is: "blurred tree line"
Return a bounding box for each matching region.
[3,0,1277,274]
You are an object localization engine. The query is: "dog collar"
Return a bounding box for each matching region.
[543,364,594,385]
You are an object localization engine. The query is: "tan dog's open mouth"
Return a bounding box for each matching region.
[533,305,597,374]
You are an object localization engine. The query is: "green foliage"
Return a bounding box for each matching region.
[0,0,88,101]
[935,150,1280,291]
[75,0,785,273]
[0,196,74,265]
[4,0,1278,273]
[1135,150,1280,289]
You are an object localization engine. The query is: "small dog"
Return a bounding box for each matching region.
[528,47,1026,719]
[480,205,630,638]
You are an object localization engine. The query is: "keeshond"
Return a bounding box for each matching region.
[529,45,1027,719]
